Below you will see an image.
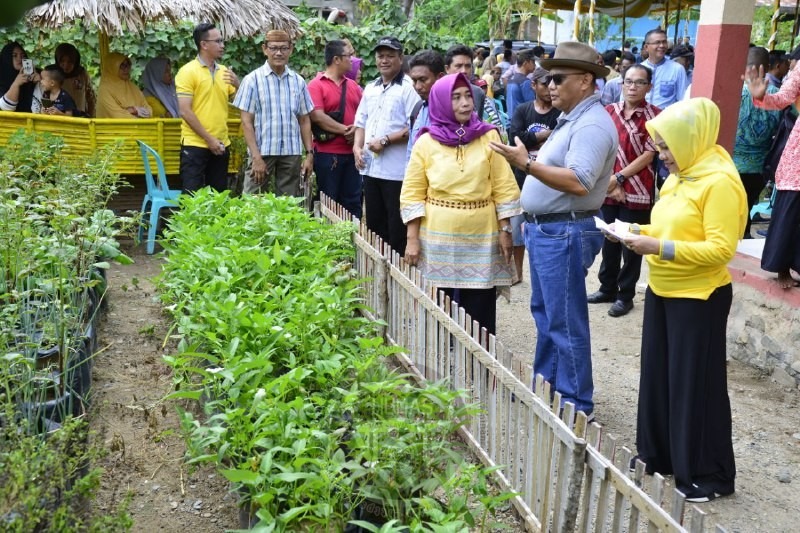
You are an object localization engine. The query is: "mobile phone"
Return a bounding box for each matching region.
[22,59,34,76]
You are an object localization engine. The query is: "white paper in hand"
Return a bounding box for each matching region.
[594,217,632,241]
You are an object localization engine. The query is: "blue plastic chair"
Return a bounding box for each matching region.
[750,184,777,221]
[136,141,181,254]
[493,97,505,114]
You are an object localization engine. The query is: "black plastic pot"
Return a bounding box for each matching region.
[350,496,411,532]
[68,333,93,407]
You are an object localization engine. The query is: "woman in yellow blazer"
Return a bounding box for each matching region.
[614,97,746,504]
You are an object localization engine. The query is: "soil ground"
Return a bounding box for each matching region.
[92,236,800,532]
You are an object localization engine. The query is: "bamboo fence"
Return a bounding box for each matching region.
[320,195,727,533]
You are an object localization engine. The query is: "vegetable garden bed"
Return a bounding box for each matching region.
[158,191,518,532]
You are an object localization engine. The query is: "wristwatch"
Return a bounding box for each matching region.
[380,136,391,147]
[500,225,513,234]
[615,172,626,185]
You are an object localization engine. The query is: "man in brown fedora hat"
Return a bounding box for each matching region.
[490,40,618,422]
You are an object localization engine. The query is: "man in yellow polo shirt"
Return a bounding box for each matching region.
[176,22,240,192]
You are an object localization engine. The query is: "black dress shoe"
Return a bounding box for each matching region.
[587,290,616,304]
[608,299,634,317]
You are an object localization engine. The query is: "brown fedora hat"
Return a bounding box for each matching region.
[540,41,609,78]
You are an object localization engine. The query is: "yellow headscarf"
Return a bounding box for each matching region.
[96,53,151,118]
[645,97,747,237]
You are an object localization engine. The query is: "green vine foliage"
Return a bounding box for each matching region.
[0,11,455,88]
[750,6,800,52]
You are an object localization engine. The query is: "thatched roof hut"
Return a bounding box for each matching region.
[25,0,301,39]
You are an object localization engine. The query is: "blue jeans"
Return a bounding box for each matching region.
[524,217,604,414]
[314,151,362,218]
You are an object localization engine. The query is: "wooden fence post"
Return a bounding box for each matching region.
[375,255,389,339]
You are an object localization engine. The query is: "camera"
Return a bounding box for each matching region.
[22,59,34,76]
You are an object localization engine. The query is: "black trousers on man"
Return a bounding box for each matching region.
[596,204,650,303]
[636,284,736,498]
[364,175,406,256]
[180,145,229,193]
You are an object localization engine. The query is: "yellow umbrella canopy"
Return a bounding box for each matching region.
[24,0,301,39]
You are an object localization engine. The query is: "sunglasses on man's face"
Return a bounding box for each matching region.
[548,72,586,86]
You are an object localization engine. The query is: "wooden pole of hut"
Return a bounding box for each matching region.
[769,0,781,50]
[622,0,628,53]
[539,0,545,44]
[573,0,582,41]
[589,0,596,46]
[674,0,682,46]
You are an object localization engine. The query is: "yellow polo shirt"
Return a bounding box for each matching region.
[175,58,236,148]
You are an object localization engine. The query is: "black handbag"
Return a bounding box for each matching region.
[762,107,797,184]
[312,80,348,143]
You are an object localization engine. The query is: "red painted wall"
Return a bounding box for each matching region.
[692,24,752,152]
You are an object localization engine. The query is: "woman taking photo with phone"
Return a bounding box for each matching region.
[0,41,40,112]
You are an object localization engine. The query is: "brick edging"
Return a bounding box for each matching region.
[729,253,800,308]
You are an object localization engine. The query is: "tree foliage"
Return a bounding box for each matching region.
[578,14,614,46]
[412,0,490,44]
[0,9,455,90]
[750,6,799,51]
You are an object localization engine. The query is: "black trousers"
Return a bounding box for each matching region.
[597,205,650,302]
[740,173,765,239]
[441,287,497,336]
[180,145,229,193]
[636,284,736,496]
[364,175,406,256]
[761,189,800,274]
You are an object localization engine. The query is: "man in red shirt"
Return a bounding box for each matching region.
[308,39,364,217]
[588,64,661,317]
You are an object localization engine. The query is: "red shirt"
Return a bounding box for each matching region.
[605,101,661,209]
[307,72,363,155]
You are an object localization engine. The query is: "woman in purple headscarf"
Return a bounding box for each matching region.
[400,73,521,334]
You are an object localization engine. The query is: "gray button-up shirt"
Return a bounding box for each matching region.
[520,94,618,214]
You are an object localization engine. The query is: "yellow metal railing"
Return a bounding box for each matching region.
[0,110,243,175]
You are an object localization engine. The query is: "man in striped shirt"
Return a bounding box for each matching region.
[588,64,660,317]
[234,30,314,197]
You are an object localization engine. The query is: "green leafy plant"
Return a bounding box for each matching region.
[157,191,515,531]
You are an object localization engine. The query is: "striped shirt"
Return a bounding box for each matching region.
[233,62,313,156]
[605,101,660,209]
[354,72,420,181]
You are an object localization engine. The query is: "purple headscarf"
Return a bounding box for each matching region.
[418,73,495,146]
[345,56,362,81]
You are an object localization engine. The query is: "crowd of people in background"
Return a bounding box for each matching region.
[4,23,800,505]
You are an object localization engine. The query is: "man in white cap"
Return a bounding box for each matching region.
[490,41,618,422]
